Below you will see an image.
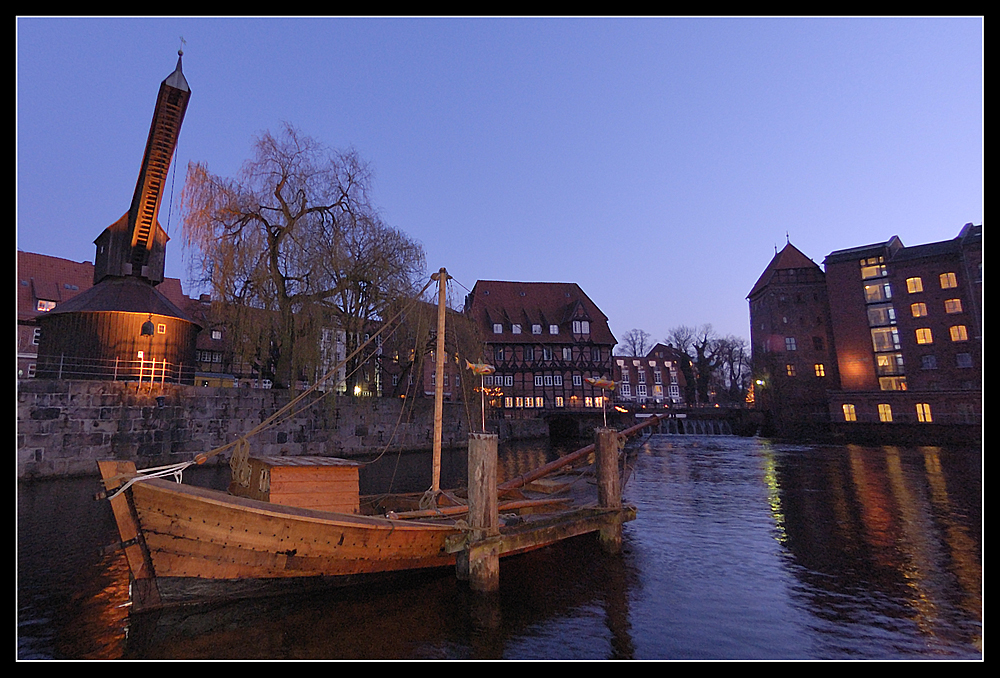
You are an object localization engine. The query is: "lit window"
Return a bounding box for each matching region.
[512,324,521,334]
[877,404,893,422]
[524,397,533,408]
[536,397,544,408]
[515,397,523,408]
[211,329,223,340]
[939,272,958,289]
[504,397,513,408]
[944,299,963,314]
[585,397,593,408]
[916,403,933,423]
[906,277,924,293]
[864,283,893,302]
[814,363,826,377]
[842,404,857,422]
[785,364,796,377]
[36,300,56,312]
[871,327,901,351]
[157,324,167,334]
[949,325,968,342]
[549,325,559,335]
[493,323,503,334]
[555,397,564,407]
[532,324,542,335]
[911,302,928,318]
[915,328,933,345]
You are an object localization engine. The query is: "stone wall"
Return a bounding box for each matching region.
[17,379,477,480]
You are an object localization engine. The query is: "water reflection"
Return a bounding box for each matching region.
[17,435,981,660]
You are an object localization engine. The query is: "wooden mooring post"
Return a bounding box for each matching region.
[457,432,500,592]
[595,426,623,553]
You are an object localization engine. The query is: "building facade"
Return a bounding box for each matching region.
[463,280,617,416]
[612,343,688,409]
[748,224,982,436]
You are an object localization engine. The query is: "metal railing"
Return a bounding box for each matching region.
[32,353,197,384]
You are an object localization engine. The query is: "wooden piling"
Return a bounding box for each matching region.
[459,431,500,591]
[594,427,623,553]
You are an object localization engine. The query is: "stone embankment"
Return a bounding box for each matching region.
[17,379,478,480]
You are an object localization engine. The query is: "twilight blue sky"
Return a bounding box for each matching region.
[16,16,983,346]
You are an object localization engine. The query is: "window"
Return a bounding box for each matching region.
[842,404,857,422]
[534,375,543,387]
[814,363,826,377]
[867,304,896,326]
[669,385,680,398]
[524,346,534,361]
[949,325,968,342]
[906,277,923,293]
[860,259,886,279]
[813,336,825,350]
[915,328,933,345]
[785,337,797,351]
[876,353,904,375]
[911,303,928,318]
[494,346,505,361]
[956,353,973,368]
[573,375,582,386]
[916,403,933,423]
[504,397,513,409]
[555,397,564,408]
[591,347,601,361]
[549,325,559,335]
[532,324,542,335]
[493,323,503,334]
[638,370,646,383]
[786,364,796,377]
[515,397,523,408]
[512,324,521,334]
[572,320,590,334]
[621,370,629,383]
[544,375,553,386]
[524,397,533,408]
[654,370,662,384]
[36,300,56,312]
[944,298,963,314]
[553,375,563,386]
[871,327,901,351]
[157,323,167,334]
[32,327,41,345]
[504,376,513,387]
[637,384,647,396]
[877,404,893,422]
[921,355,937,370]
[535,397,544,408]
[864,283,892,303]
[939,272,958,289]
[542,347,553,361]
[620,383,631,397]
[562,347,573,360]
[585,397,594,408]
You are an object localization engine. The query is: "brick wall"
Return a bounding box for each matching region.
[17,380,475,480]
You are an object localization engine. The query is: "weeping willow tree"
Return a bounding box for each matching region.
[181,124,426,389]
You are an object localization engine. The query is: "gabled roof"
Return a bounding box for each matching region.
[17,250,198,324]
[465,280,616,345]
[746,242,822,299]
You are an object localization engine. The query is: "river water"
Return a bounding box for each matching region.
[16,434,982,661]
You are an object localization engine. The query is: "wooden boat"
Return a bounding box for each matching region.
[98,269,662,612]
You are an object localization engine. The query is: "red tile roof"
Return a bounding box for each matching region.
[746,242,822,299]
[465,280,616,345]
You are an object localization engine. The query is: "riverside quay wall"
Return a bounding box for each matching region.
[17,379,480,480]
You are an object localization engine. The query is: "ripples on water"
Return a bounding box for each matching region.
[16,435,981,660]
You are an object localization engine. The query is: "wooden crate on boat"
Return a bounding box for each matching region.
[230,456,363,514]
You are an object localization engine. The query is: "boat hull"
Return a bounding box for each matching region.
[100,461,460,611]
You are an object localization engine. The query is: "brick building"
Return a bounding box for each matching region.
[612,343,688,409]
[463,280,617,415]
[748,224,981,437]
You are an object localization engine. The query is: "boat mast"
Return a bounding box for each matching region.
[430,268,449,496]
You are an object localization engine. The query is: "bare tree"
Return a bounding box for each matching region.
[182,123,425,388]
[666,324,727,405]
[711,335,752,405]
[615,328,652,356]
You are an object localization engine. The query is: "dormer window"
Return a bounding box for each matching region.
[36,300,56,312]
[532,324,542,335]
[493,323,503,334]
[512,324,522,334]
[572,320,590,334]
